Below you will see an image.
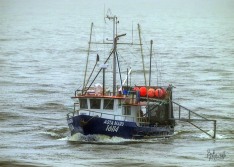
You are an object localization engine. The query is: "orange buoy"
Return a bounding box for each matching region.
[133,87,140,91]
[140,87,147,97]
[148,88,155,98]
[161,88,167,98]
[155,88,163,98]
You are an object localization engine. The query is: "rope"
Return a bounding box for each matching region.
[80,115,99,126]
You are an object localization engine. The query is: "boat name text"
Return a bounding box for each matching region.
[103,120,124,126]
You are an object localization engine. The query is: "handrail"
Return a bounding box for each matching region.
[137,116,150,126]
[170,100,216,139]
[172,100,208,120]
[70,108,136,122]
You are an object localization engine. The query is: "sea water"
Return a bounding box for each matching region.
[0,0,234,166]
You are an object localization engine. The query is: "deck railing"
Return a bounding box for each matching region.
[67,107,135,122]
[170,100,217,139]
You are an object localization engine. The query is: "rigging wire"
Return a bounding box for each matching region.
[116,51,123,89]
[84,17,165,89]
[140,30,165,86]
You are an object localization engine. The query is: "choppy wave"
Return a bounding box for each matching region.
[23,102,67,111]
[52,124,234,144]
[174,128,233,141]
[191,130,228,139]
[39,127,69,140]
[67,133,134,144]
[40,131,63,138]
[1,0,234,166]
[0,112,21,121]
[64,133,174,145]
[0,160,49,167]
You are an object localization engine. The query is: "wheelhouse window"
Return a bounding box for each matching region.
[80,99,88,109]
[104,99,114,110]
[118,99,122,108]
[123,106,131,115]
[90,99,101,109]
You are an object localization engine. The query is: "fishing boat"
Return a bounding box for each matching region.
[67,14,217,139]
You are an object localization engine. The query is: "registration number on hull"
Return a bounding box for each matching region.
[103,120,124,133]
[105,125,119,132]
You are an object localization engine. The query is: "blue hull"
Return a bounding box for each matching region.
[67,115,174,139]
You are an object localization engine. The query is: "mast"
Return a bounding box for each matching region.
[138,24,147,85]
[113,16,117,95]
[149,40,153,87]
[106,15,117,95]
[82,22,93,94]
[106,15,126,96]
[147,40,153,124]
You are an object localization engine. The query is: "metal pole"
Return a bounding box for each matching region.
[149,40,153,87]
[138,24,147,85]
[116,52,123,89]
[103,68,105,96]
[113,17,116,96]
[213,120,216,139]
[147,40,153,124]
[83,23,93,94]
[127,68,128,90]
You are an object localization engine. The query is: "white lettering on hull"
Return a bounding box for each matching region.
[104,120,124,126]
[105,125,119,133]
[103,119,124,133]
